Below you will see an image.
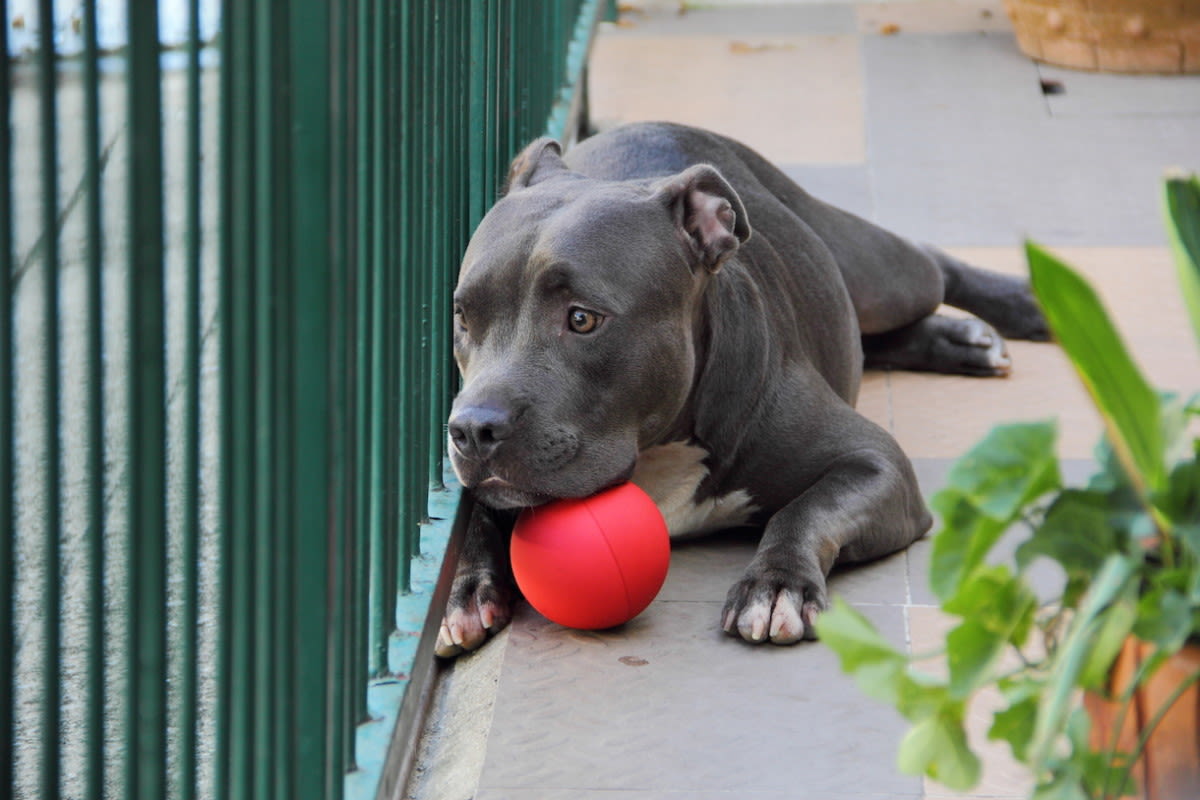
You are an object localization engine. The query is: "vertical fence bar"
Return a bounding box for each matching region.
[179,0,204,797]
[348,0,364,734]
[219,0,257,796]
[368,0,388,677]
[381,0,400,638]
[252,1,275,794]
[426,3,445,492]
[289,0,334,796]
[82,0,107,795]
[338,0,360,774]
[266,5,297,800]
[326,0,351,789]
[396,0,415,590]
[468,1,485,231]
[0,0,13,795]
[35,0,62,796]
[126,0,168,797]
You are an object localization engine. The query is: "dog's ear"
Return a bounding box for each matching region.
[654,164,751,273]
[503,137,568,194]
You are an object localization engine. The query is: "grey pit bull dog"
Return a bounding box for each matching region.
[437,122,1047,658]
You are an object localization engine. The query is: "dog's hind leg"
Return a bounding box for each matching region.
[859,245,1052,376]
[925,246,1050,342]
[862,313,1012,377]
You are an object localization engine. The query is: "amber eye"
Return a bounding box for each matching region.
[567,307,602,334]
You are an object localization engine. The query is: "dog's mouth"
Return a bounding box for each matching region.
[470,475,555,510]
[457,456,638,510]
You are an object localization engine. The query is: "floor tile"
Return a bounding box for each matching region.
[479,791,920,800]
[659,529,759,603]
[610,2,857,37]
[856,369,892,432]
[830,546,912,605]
[478,602,918,796]
[1038,63,1200,117]
[864,35,1200,246]
[856,0,1009,35]
[887,341,1102,460]
[589,34,865,164]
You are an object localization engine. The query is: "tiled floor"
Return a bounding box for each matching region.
[405,2,1200,798]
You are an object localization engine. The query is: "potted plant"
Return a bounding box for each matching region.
[818,174,1200,800]
[1002,0,1200,74]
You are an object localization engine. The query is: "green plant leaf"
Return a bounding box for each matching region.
[1157,458,1200,532]
[1030,555,1137,772]
[1031,775,1089,800]
[989,691,1038,763]
[945,619,1007,700]
[1078,589,1136,690]
[943,566,1038,698]
[896,708,981,790]
[1133,585,1193,652]
[929,421,1060,600]
[1027,242,1164,496]
[1178,524,1200,570]
[1165,174,1200,348]
[816,597,909,706]
[1016,489,1137,608]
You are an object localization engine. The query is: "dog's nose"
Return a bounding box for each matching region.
[447,405,516,462]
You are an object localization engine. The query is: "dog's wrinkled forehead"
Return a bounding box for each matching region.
[459,179,682,295]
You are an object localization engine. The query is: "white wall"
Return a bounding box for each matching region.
[8,0,221,57]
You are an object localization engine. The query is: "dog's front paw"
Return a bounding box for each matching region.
[435,570,515,658]
[721,566,827,645]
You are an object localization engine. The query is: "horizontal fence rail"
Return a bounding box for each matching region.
[2,1,605,799]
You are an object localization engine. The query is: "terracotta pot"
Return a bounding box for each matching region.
[1085,638,1200,799]
[1002,0,1200,74]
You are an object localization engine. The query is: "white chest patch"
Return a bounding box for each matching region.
[630,441,759,539]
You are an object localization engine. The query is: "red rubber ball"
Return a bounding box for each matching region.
[511,482,670,630]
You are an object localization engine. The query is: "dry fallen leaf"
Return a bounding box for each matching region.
[729,41,796,55]
[880,22,901,36]
[730,41,766,54]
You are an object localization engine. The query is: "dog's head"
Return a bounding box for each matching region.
[447,138,750,509]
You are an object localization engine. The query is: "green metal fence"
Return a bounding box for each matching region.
[1,1,604,799]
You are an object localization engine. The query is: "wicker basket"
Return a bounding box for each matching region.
[1002,0,1200,74]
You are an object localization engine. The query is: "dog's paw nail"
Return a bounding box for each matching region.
[769,595,805,644]
[480,606,495,630]
[800,601,823,640]
[738,611,768,643]
[435,623,459,658]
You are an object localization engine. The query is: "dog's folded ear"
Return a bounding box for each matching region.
[653,164,751,273]
[503,137,568,194]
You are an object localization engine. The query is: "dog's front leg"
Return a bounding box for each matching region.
[721,449,930,644]
[435,500,518,658]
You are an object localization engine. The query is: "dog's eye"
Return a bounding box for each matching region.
[567,307,603,334]
[453,304,468,331]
